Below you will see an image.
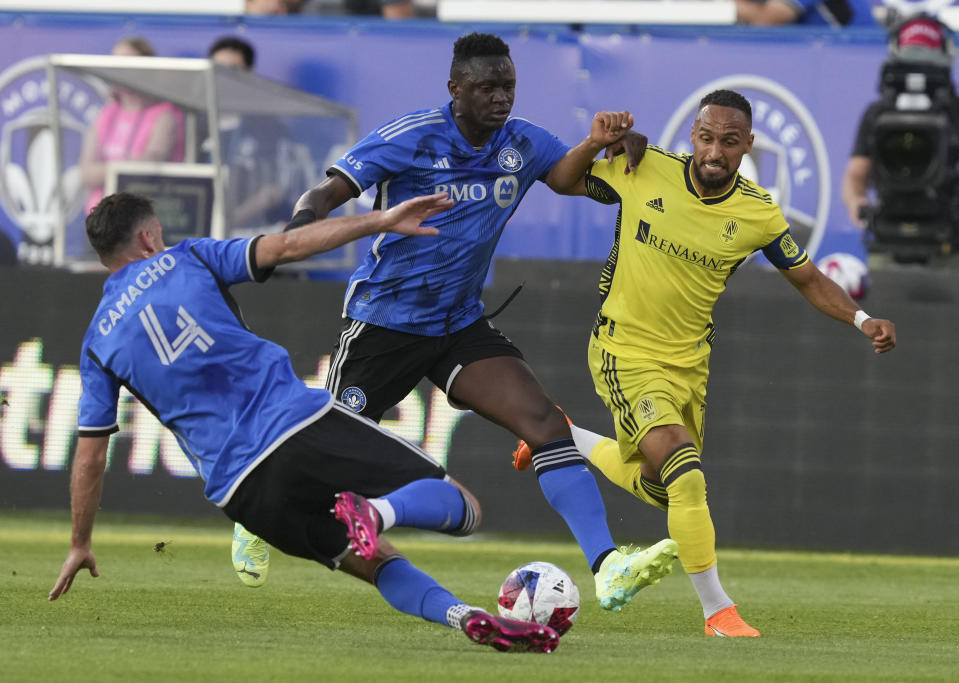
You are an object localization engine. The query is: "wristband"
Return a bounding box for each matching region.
[853,310,871,332]
[284,208,317,232]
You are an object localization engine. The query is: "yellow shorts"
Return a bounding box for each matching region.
[588,335,709,465]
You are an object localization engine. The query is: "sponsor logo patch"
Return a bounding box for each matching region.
[493,174,519,208]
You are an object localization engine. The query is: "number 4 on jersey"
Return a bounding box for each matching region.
[139,304,215,365]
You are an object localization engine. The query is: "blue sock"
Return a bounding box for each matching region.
[531,438,616,569]
[383,479,464,532]
[374,556,463,626]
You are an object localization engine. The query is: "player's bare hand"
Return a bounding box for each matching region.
[49,547,98,601]
[862,318,896,354]
[381,192,453,236]
[604,130,648,174]
[589,111,634,148]
[847,197,867,229]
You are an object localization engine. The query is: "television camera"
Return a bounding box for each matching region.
[862,14,959,262]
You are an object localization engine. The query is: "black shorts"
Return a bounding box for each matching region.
[222,402,446,569]
[325,316,524,421]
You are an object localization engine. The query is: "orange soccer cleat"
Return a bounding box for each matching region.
[511,407,573,471]
[704,605,761,638]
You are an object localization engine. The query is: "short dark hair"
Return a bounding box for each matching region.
[114,36,155,57]
[698,89,752,127]
[450,32,511,80]
[208,35,256,69]
[86,192,156,258]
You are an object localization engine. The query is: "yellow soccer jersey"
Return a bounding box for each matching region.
[585,146,808,367]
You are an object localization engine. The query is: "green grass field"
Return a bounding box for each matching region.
[3,511,958,683]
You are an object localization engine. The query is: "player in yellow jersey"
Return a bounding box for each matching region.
[519,89,897,637]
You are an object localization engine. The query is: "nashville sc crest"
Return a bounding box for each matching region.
[0,56,107,265]
[659,75,830,261]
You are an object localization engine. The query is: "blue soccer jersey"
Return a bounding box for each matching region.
[328,101,570,336]
[77,238,334,506]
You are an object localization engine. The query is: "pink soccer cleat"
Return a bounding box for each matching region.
[460,610,560,653]
[332,491,381,561]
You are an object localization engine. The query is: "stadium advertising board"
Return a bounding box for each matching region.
[2,265,957,556]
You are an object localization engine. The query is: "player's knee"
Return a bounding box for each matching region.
[522,406,573,448]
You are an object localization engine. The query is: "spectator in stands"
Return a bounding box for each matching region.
[299,0,415,19]
[207,36,292,231]
[245,0,288,13]
[79,37,185,216]
[733,0,876,26]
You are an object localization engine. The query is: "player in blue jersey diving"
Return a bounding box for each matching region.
[231,31,680,611]
[48,191,564,654]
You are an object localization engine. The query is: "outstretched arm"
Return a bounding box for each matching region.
[546,111,634,196]
[49,436,109,601]
[255,192,452,267]
[780,261,897,354]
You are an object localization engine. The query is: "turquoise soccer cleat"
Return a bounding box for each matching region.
[594,538,678,611]
[232,522,270,588]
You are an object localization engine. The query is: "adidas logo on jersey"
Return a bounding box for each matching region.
[432,157,451,169]
[646,197,664,213]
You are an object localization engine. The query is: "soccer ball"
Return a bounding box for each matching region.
[817,252,869,301]
[497,561,580,635]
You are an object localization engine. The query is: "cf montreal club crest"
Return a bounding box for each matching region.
[340,387,367,412]
[659,75,830,261]
[0,56,108,265]
[497,147,523,172]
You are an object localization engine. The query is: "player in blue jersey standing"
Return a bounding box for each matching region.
[232,32,680,611]
[47,191,563,653]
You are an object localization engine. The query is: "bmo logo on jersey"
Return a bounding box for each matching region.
[493,175,518,208]
[434,174,518,209]
[434,182,486,202]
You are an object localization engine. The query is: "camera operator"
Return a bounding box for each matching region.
[841,14,959,260]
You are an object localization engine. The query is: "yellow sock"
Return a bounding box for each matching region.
[587,437,668,511]
[661,443,716,573]
[637,475,668,511]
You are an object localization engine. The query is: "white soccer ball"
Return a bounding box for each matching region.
[497,561,580,635]
[817,251,869,301]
